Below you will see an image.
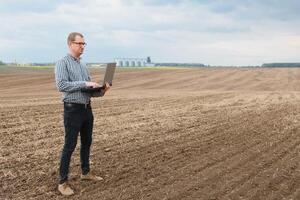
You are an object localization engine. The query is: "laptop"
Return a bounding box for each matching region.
[81,62,116,93]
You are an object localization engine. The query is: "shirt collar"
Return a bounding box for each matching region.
[68,54,81,62]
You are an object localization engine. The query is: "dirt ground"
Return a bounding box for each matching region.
[1,66,300,200]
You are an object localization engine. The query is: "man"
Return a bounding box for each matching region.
[55,32,110,196]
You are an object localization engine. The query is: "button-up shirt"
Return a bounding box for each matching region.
[55,54,92,104]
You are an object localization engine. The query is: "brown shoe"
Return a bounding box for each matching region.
[81,173,104,181]
[58,182,74,196]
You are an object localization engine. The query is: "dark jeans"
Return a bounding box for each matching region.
[59,103,94,184]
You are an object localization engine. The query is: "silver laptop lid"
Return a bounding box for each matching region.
[103,63,116,86]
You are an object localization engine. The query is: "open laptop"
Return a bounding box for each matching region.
[81,62,116,93]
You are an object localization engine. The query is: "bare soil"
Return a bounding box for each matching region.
[1,67,300,200]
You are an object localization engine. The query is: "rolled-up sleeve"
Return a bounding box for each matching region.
[55,60,86,92]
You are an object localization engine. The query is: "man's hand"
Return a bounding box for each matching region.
[103,82,111,94]
[85,82,101,88]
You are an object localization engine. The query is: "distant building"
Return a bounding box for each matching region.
[114,57,207,68]
[115,57,154,67]
[146,56,151,63]
[87,63,107,68]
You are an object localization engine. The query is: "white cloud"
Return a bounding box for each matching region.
[0,0,299,65]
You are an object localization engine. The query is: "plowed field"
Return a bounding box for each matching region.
[1,67,300,200]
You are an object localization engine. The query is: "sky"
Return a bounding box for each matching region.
[0,0,300,66]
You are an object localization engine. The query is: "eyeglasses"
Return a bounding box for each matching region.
[72,42,87,47]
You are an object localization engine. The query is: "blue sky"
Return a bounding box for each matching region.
[0,0,300,66]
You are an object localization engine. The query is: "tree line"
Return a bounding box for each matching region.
[262,63,300,68]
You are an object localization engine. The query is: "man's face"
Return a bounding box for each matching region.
[69,35,86,57]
